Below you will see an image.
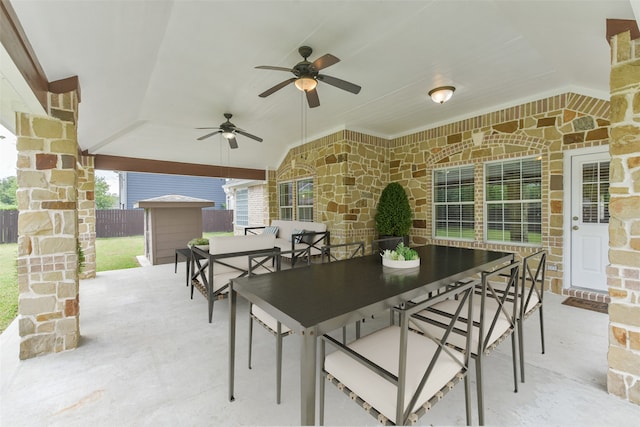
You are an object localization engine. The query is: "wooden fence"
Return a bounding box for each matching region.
[0,210,18,244]
[0,209,234,242]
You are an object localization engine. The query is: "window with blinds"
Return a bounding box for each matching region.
[485,157,542,245]
[279,182,293,220]
[236,189,248,226]
[296,178,314,222]
[582,161,610,224]
[433,166,475,240]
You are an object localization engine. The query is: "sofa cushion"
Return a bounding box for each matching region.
[263,225,279,235]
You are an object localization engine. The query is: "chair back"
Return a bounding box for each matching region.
[320,242,365,263]
[372,236,404,255]
[322,279,476,425]
[478,261,520,355]
[520,250,546,319]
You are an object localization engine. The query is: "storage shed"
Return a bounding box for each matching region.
[134,195,214,265]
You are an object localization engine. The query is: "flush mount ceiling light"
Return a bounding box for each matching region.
[428,86,456,104]
[294,77,318,92]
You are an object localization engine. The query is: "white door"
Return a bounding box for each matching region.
[569,150,610,291]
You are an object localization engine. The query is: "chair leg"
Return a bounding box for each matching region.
[464,374,472,425]
[518,318,525,383]
[276,322,283,404]
[248,313,253,370]
[319,338,325,426]
[511,333,519,393]
[539,306,545,354]
[342,326,346,345]
[355,320,361,339]
[475,355,485,426]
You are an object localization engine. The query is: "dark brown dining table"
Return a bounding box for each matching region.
[228,244,514,425]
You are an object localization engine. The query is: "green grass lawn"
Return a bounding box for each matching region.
[0,232,232,332]
[0,243,18,333]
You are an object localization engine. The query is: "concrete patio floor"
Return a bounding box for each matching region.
[1,262,639,426]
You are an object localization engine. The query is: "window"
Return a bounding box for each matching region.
[433,166,475,240]
[297,178,314,221]
[236,189,248,226]
[279,182,293,220]
[278,178,314,221]
[485,157,542,245]
[582,161,610,224]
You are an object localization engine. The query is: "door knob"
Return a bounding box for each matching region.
[572,225,579,230]
[573,216,579,221]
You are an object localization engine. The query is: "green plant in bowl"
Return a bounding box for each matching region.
[381,242,419,261]
[188,237,209,247]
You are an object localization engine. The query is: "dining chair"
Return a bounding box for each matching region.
[321,242,366,343]
[246,247,311,404]
[319,279,476,426]
[410,260,521,425]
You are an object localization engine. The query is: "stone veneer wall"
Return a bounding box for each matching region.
[273,93,609,281]
[607,31,640,405]
[389,92,610,293]
[274,130,389,254]
[16,90,81,359]
[77,155,96,279]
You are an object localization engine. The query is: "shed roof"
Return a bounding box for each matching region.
[134,194,214,209]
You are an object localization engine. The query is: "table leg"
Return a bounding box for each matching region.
[300,327,317,426]
[228,285,237,402]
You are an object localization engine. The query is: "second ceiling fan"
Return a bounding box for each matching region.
[256,46,361,108]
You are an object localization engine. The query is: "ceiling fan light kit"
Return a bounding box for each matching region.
[294,77,318,92]
[428,86,456,104]
[256,45,361,108]
[196,113,263,149]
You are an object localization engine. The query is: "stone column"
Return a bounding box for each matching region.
[77,155,96,279]
[16,90,80,359]
[607,31,640,405]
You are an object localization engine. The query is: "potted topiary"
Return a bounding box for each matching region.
[374,182,412,250]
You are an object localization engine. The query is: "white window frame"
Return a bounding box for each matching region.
[484,156,542,246]
[278,181,293,220]
[296,178,314,222]
[235,188,249,226]
[432,165,475,241]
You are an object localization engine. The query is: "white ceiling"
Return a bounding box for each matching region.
[2,0,638,173]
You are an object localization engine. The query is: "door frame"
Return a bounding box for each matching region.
[562,144,610,290]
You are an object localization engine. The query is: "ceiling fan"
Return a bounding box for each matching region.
[196,113,263,149]
[256,46,361,108]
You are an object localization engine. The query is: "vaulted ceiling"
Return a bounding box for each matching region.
[1,1,639,175]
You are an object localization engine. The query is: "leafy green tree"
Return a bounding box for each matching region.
[94,176,117,209]
[0,176,17,208]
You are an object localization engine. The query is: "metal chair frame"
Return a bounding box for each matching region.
[191,246,281,323]
[319,279,476,426]
[371,236,405,255]
[320,242,366,343]
[247,247,311,404]
[517,250,546,382]
[410,261,520,425]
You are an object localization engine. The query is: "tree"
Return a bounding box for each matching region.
[94,176,117,209]
[0,176,17,208]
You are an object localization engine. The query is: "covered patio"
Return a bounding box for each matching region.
[1,263,637,426]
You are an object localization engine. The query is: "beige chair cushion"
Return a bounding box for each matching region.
[324,325,465,425]
[250,305,292,334]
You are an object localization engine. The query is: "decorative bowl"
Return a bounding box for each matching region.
[382,258,420,269]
